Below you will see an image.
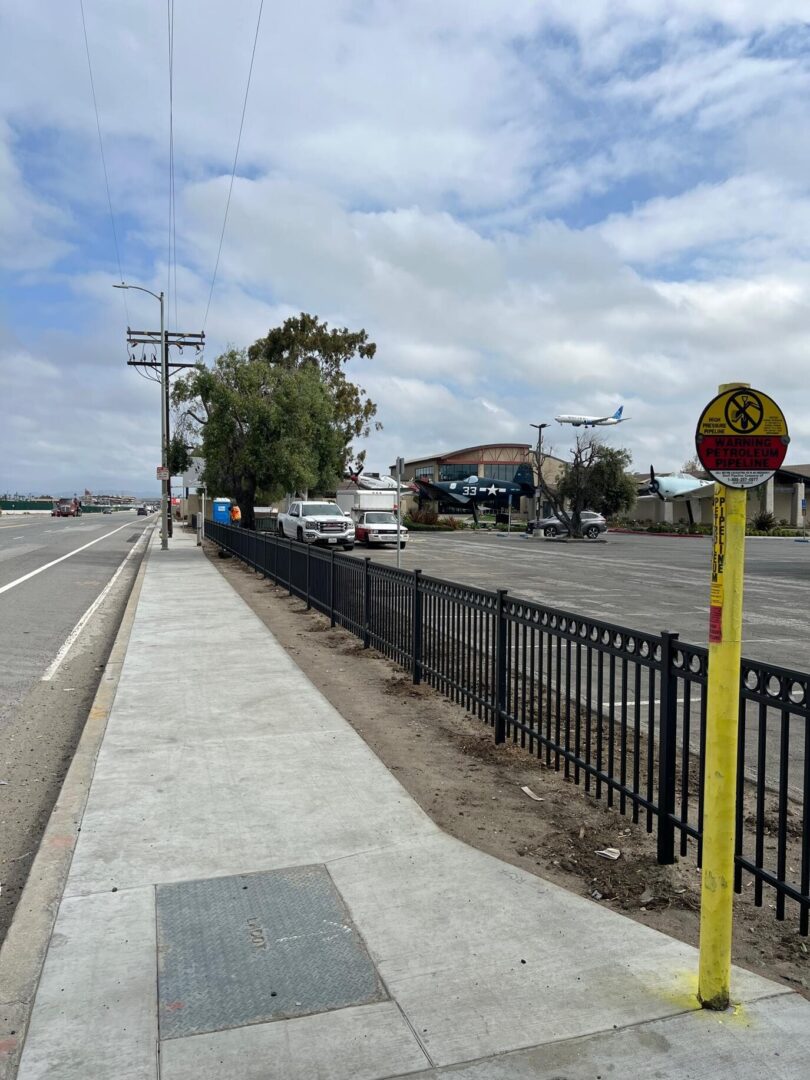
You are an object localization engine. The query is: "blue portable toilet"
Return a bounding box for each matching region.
[212,498,232,524]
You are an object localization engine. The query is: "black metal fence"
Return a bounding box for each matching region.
[206,520,810,935]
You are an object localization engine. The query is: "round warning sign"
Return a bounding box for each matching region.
[695,387,789,489]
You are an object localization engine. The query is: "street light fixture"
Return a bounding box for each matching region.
[114,283,169,550]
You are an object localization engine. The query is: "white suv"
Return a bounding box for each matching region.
[277,501,355,550]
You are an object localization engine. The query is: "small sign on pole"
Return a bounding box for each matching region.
[695,386,789,489]
[694,383,788,1011]
[156,466,169,481]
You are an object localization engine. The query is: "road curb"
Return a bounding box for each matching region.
[0,530,154,1080]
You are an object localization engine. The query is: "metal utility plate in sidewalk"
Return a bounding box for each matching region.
[157,865,387,1039]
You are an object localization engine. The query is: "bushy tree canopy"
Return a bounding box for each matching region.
[172,315,378,529]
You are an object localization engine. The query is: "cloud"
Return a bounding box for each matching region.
[0,123,74,271]
[597,174,810,267]
[4,2,810,492]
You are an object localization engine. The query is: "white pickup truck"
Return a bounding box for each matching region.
[276,500,355,550]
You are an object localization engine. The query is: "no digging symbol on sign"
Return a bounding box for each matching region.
[695,386,789,490]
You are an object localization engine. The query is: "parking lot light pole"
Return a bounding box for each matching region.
[396,456,404,568]
[530,423,549,523]
[114,283,168,550]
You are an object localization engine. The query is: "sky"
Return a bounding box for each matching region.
[2,1,810,495]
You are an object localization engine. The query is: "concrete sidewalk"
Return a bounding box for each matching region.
[7,531,810,1078]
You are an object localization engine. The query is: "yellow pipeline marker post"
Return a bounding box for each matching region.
[694,383,789,1009]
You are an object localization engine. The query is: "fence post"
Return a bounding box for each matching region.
[288,538,293,596]
[494,588,508,744]
[330,549,336,628]
[657,631,679,865]
[412,569,422,684]
[306,543,311,609]
[363,557,371,649]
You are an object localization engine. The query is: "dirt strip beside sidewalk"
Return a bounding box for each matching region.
[207,543,810,998]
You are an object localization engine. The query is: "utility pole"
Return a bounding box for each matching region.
[115,284,204,550]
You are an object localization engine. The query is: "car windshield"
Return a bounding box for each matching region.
[302,504,340,516]
[365,513,397,524]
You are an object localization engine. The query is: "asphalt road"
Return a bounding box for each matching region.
[351,530,810,671]
[0,510,155,942]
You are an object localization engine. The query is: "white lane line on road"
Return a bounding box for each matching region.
[41,530,151,682]
[0,519,139,597]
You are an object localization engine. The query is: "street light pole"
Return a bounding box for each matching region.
[396,456,404,568]
[114,283,168,549]
[530,422,549,524]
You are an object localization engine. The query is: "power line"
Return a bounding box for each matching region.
[202,0,265,333]
[167,0,178,330]
[78,0,129,322]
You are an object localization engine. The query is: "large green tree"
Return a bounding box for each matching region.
[172,315,378,529]
[248,313,379,462]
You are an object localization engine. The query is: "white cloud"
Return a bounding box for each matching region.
[4,2,810,492]
[597,174,810,267]
[0,123,73,271]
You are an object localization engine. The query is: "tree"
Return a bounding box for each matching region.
[681,455,706,477]
[579,444,637,518]
[167,433,193,477]
[172,316,378,529]
[248,313,379,467]
[535,435,635,538]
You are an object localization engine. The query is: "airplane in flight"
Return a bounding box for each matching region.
[555,405,629,427]
[638,466,714,524]
[412,464,535,525]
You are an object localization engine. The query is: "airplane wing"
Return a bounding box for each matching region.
[669,483,715,500]
[413,479,470,504]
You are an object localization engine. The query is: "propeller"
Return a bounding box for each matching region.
[649,466,663,499]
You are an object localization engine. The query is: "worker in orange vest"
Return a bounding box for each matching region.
[230,503,242,525]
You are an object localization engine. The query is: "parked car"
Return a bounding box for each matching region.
[276,501,355,550]
[102,507,113,514]
[534,510,606,540]
[354,511,408,548]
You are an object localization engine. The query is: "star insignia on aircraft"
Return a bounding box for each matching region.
[487,484,498,495]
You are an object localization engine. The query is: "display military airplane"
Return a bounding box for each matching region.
[346,469,416,492]
[555,405,629,427]
[412,464,535,525]
[638,466,714,524]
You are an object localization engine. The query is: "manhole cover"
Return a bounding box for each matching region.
[156,865,386,1039]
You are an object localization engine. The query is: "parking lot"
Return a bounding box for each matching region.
[348,529,810,674]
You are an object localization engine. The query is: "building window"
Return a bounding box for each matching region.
[439,463,478,481]
[481,463,527,482]
[413,465,435,480]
